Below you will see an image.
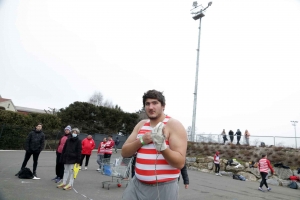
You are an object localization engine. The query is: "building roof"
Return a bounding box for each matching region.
[15,106,46,114]
[0,98,11,103]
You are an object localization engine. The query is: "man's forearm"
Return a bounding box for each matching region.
[121,139,142,158]
[161,148,185,169]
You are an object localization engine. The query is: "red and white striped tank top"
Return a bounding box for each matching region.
[135,116,180,184]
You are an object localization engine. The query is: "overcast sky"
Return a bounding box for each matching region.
[1,0,300,143]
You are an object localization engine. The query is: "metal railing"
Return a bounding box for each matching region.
[188,134,300,148]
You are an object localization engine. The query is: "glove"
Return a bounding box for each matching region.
[151,122,167,151]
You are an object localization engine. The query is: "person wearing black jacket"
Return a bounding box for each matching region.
[228,130,234,143]
[235,129,242,145]
[178,164,189,189]
[57,128,82,190]
[15,123,45,179]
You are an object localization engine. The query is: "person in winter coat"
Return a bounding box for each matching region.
[80,135,95,170]
[214,151,222,176]
[228,130,234,143]
[244,130,250,145]
[96,138,107,171]
[52,125,71,183]
[104,135,115,161]
[178,164,189,189]
[221,129,227,144]
[15,123,45,180]
[114,136,120,153]
[234,129,242,145]
[57,128,82,191]
[258,154,275,192]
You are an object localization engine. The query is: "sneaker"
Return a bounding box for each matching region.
[51,176,58,181]
[215,173,219,176]
[57,183,66,188]
[96,168,100,171]
[63,184,72,190]
[85,167,88,170]
[258,187,264,192]
[55,178,61,183]
[32,176,41,180]
[267,187,271,191]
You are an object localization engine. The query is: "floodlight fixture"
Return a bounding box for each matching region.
[193,1,198,8]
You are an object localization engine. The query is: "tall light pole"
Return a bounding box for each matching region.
[190,1,212,142]
[291,121,298,148]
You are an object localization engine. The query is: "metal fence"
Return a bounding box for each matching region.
[188,133,300,148]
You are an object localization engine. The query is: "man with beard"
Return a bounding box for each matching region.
[121,90,187,200]
[15,123,45,180]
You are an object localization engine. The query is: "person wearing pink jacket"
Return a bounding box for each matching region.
[96,138,107,171]
[80,135,95,170]
[258,154,275,192]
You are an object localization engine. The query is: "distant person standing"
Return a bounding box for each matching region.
[114,136,120,153]
[96,138,107,171]
[57,128,82,190]
[214,151,222,176]
[52,125,72,183]
[104,135,115,161]
[220,129,227,144]
[244,130,250,145]
[15,123,45,180]
[80,135,95,170]
[258,154,275,192]
[235,129,242,145]
[228,130,234,143]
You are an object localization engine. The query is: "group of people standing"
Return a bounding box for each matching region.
[221,129,250,145]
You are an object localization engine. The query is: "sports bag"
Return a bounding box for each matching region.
[288,181,298,189]
[18,168,34,179]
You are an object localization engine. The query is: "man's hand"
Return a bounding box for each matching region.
[142,132,152,144]
[151,122,167,151]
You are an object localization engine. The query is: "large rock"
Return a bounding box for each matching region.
[292,170,298,176]
[274,167,293,180]
[244,162,249,168]
[237,172,257,181]
[186,157,196,162]
[278,179,291,187]
[245,167,261,178]
[226,164,245,172]
[220,171,233,177]
[198,163,208,169]
[207,162,214,170]
[204,156,214,163]
[266,178,280,186]
[197,157,205,163]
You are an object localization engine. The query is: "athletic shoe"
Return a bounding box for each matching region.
[258,187,264,192]
[32,176,41,180]
[57,183,66,188]
[55,178,61,183]
[215,173,219,176]
[267,187,271,191]
[96,168,100,171]
[51,176,58,181]
[85,167,88,170]
[63,184,72,190]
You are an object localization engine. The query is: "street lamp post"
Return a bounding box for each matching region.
[291,121,298,148]
[190,1,212,142]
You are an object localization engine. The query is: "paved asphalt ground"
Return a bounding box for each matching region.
[0,150,299,200]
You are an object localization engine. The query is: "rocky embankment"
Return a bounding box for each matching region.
[186,156,300,188]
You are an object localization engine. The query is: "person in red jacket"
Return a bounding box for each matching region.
[96,138,107,171]
[104,135,115,161]
[258,154,275,192]
[80,135,95,170]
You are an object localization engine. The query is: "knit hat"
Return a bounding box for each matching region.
[64,125,72,132]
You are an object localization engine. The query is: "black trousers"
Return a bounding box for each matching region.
[214,163,220,173]
[21,150,40,173]
[56,152,64,178]
[80,154,91,166]
[260,172,269,188]
[237,136,241,144]
[229,136,233,142]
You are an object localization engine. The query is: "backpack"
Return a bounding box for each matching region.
[288,181,298,189]
[233,174,240,180]
[289,176,299,181]
[18,168,34,179]
[238,175,246,181]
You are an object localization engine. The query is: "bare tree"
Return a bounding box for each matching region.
[89,91,104,106]
[103,99,114,108]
